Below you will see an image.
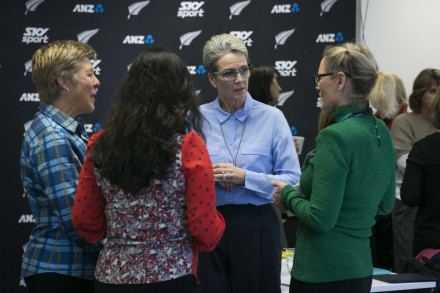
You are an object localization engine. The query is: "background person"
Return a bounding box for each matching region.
[272,43,396,293]
[20,40,101,293]
[197,34,301,293]
[71,48,225,293]
[401,88,440,264]
[390,68,440,273]
[248,65,282,106]
[370,73,408,271]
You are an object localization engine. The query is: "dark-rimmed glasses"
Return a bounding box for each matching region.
[312,73,334,87]
[213,65,254,82]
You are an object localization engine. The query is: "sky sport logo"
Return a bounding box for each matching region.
[271,3,300,14]
[25,0,45,15]
[274,28,295,49]
[320,0,338,17]
[90,59,102,75]
[179,30,202,50]
[316,32,344,43]
[187,65,205,75]
[20,93,40,102]
[77,28,99,44]
[122,34,154,44]
[22,27,49,44]
[274,60,297,77]
[177,2,205,18]
[127,1,150,19]
[229,0,250,20]
[72,4,104,13]
[229,31,253,46]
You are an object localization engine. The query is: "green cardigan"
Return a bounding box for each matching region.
[281,101,396,283]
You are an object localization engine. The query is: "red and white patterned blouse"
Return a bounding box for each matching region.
[72,131,225,284]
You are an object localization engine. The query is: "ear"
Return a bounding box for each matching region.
[335,71,347,91]
[56,77,69,92]
[208,73,217,88]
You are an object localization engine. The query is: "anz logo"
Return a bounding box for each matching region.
[271,3,300,14]
[316,32,344,43]
[84,123,102,133]
[123,34,154,44]
[187,65,205,75]
[73,4,104,13]
[20,93,40,102]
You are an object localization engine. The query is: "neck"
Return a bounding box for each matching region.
[52,96,78,118]
[419,107,434,121]
[219,96,245,114]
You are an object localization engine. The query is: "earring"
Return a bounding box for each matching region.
[65,88,70,93]
[213,85,216,88]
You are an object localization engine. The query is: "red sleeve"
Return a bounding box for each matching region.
[71,131,107,243]
[182,131,225,252]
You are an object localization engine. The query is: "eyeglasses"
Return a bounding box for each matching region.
[213,65,254,82]
[312,73,334,87]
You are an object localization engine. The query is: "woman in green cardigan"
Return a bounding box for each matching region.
[272,43,396,293]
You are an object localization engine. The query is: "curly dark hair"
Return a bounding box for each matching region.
[248,65,279,105]
[409,68,440,113]
[90,48,205,194]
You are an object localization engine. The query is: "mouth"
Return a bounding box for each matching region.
[234,87,245,92]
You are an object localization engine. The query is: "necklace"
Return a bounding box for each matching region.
[219,116,248,165]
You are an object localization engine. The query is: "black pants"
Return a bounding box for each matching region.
[25,273,94,293]
[393,199,418,273]
[197,204,281,293]
[95,275,197,293]
[290,275,372,293]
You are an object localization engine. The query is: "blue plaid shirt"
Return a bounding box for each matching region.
[20,103,100,279]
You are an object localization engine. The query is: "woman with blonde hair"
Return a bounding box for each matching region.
[272,43,396,293]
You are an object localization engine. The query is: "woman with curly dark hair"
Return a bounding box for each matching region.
[71,48,225,293]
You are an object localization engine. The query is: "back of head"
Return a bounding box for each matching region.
[248,65,278,105]
[32,40,96,104]
[393,74,408,110]
[409,68,440,113]
[203,33,249,73]
[91,47,203,194]
[323,43,397,118]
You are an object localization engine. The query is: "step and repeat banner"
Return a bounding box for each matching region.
[0,0,355,291]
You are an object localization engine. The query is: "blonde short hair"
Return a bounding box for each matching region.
[203,33,249,73]
[32,40,96,104]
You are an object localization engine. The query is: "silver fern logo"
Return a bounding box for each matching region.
[274,28,295,49]
[77,28,99,44]
[127,1,150,19]
[25,0,45,15]
[179,30,202,50]
[24,60,32,76]
[23,120,33,135]
[320,0,338,17]
[277,90,294,106]
[229,0,251,20]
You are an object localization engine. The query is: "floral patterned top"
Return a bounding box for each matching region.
[72,131,225,284]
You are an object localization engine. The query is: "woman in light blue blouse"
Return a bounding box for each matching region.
[196,33,301,293]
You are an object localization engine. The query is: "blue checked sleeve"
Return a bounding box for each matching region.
[30,128,89,246]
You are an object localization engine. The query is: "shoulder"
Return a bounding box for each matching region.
[183,131,206,148]
[392,112,416,126]
[411,132,440,161]
[250,101,285,121]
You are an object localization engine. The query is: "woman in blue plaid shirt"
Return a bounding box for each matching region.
[20,40,101,293]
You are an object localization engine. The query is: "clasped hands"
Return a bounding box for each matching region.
[213,163,245,192]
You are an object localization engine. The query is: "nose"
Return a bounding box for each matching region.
[94,76,101,88]
[235,72,244,83]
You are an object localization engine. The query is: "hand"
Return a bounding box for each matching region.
[218,182,235,192]
[271,181,288,211]
[213,163,245,185]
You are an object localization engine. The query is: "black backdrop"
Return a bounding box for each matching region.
[0,0,355,291]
